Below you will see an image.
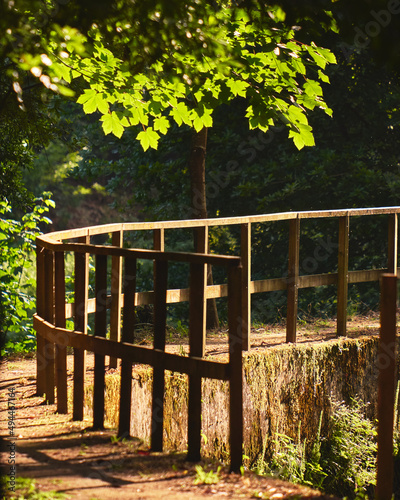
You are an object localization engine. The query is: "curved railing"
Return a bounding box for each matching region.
[34,206,400,470]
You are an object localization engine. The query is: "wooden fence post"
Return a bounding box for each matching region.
[376,273,397,500]
[73,235,89,421]
[152,226,166,442]
[151,259,168,451]
[337,215,350,336]
[388,213,398,275]
[93,254,108,429]
[54,250,67,413]
[194,225,210,331]
[187,261,206,462]
[44,248,55,404]
[241,223,251,350]
[228,263,243,472]
[118,256,136,437]
[287,217,300,343]
[36,244,46,396]
[109,230,123,369]
[153,228,165,252]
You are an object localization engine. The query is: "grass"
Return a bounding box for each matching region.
[193,464,221,485]
[7,477,68,499]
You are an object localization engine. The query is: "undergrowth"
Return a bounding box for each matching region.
[253,397,388,498]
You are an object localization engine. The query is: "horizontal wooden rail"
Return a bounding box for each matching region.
[43,206,400,242]
[34,206,399,471]
[34,315,229,380]
[63,268,398,319]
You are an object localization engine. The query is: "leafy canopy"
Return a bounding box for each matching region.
[72,11,335,150]
[3,2,336,150]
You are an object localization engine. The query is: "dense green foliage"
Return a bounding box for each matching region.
[71,14,335,151]
[1,2,337,154]
[0,61,62,208]
[0,195,53,355]
[255,399,382,498]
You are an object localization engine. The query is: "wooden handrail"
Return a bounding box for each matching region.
[34,207,399,471]
[38,206,400,243]
[35,240,244,470]
[36,207,400,348]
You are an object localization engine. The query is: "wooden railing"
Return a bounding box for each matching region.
[34,242,244,470]
[34,206,400,469]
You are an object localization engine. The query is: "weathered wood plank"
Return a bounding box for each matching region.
[109,230,123,369]
[337,215,350,336]
[388,213,398,275]
[189,263,206,358]
[241,223,251,351]
[66,267,391,324]
[73,235,89,421]
[40,207,400,248]
[349,269,387,283]
[154,260,168,351]
[287,218,300,343]
[299,273,337,288]
[153,228,165,252]
[44,249,55,404]
[151,259,168,452]
[118,256,136,437]
[376,274,397,499]
[187,261,207,462]
[34,316,229,380]
[250,277,287,293]
[228,264,243,472]
[93,254,108,430]
[52,242,241,267]
[36,245,46,396]
[54,251,67,414]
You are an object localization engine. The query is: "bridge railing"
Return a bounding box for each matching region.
[34,240,244,470]
[34,207,400,469]
[38,207,399,345]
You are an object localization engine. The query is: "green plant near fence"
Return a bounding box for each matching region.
[0,194,53,355]
[254,398,382,498]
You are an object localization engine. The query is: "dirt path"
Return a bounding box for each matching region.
[1,318,379,499]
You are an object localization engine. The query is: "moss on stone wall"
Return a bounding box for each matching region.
[84,335,398,463]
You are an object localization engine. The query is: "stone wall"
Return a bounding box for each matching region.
[123,335,398,461]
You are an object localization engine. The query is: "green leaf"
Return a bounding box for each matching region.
[170,102,192,127]
[289,124,315,149]
[314,44,337,64]
[136,127,160,151]
[153,116,170,135]
[304,80,323,97]
[297,94,318,111]
[225,78,248,97]
[101,111,125,138]
[56,84,75,97]
[128,106,149,127]
[191,106,213,132]
[289,130,305,150]
[77,90,109,115]
[287,105,308,125]
[44,199,56,208]
[318,70,330,84]
[306,45,327,69]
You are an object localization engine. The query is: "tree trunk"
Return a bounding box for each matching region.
[188,127,219,330]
